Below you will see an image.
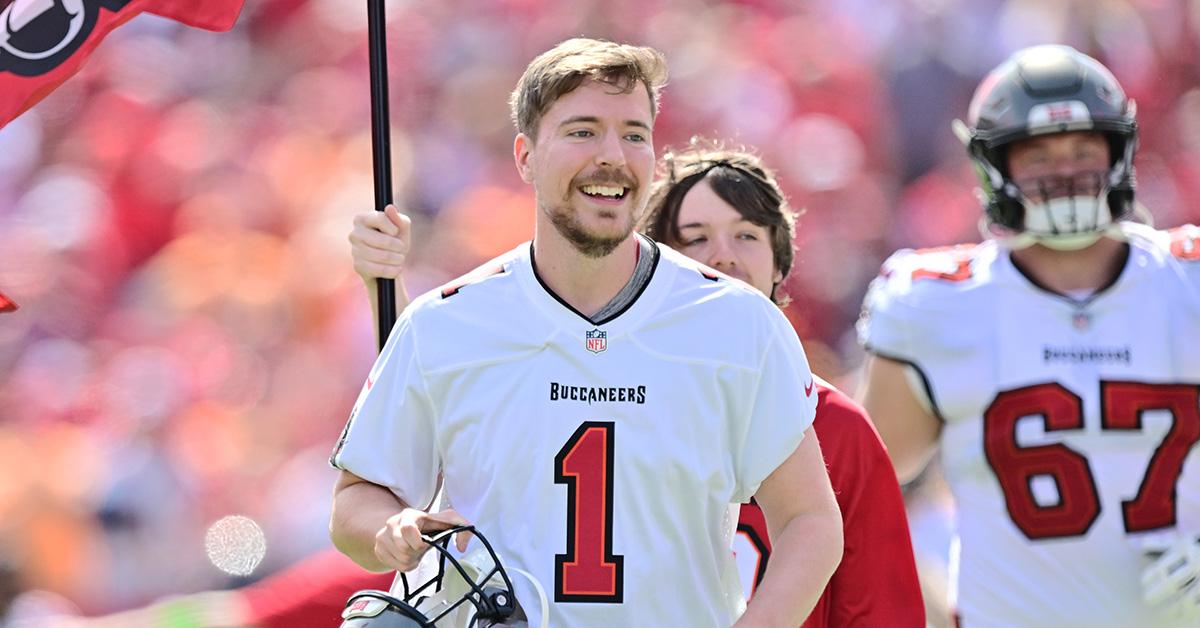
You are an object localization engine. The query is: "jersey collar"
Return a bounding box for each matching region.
[518,234,669,334]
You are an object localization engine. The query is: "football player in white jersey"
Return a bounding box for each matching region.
[858,45,1200,627]
[329,38,843,627]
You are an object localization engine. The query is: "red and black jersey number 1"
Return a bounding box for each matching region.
[983,382,1200,540]
[554,421,624,602]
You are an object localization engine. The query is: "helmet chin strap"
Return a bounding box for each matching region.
[981,215,1126,252]
[1030,231,1107,251]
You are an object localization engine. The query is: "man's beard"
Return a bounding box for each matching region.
[546,202,635,258]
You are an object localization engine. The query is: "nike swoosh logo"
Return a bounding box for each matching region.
[803,379,814,397]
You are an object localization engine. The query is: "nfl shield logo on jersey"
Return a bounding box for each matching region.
[585,329,608,354]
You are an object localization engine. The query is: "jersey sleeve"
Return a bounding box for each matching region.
[812,388,925,627]
[856,249,924,362]
[731,306,819,504]
[857,246,987,422]
[330,310,441,510]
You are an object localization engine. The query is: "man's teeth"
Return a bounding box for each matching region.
[581,185,626,198]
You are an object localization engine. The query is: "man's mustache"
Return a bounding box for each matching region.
[572,169,636,190]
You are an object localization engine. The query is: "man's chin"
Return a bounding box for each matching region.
[546,204,636,258]
[571,234,627,258]
[563,224,631,258]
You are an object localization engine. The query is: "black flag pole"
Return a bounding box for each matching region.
[367,0,397,352]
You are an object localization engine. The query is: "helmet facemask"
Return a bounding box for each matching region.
[1012,168,1112,249]
[340,525,525,627]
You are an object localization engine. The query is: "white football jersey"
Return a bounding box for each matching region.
[333,241,818,627]
[859,223,1200,628]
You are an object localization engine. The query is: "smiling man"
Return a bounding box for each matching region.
[329,38,841,627]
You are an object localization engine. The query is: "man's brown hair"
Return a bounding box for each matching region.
[642,138,799,305]
[509,38,668,141]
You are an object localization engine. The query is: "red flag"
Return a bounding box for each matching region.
[0,0,246,128]
[0,290,17,313]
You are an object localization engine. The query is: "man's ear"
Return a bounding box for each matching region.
[514,133,535,184]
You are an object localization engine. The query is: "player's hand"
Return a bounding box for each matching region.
[375,507,471,572]
[1141,534,1200,622]
[350,204,412,282]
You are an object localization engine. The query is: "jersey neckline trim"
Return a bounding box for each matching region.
[1005,241,1131,311]
[528,234,661,327]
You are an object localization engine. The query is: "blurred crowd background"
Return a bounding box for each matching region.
[2,0,1199,620]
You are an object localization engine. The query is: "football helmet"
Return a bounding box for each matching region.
[340,525,524,627]
[953,45,1138,249]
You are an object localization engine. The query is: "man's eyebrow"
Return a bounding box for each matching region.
[558,115,599,128]
[557,116,651,130]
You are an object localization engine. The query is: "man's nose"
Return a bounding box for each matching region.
[594,131,627,168]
